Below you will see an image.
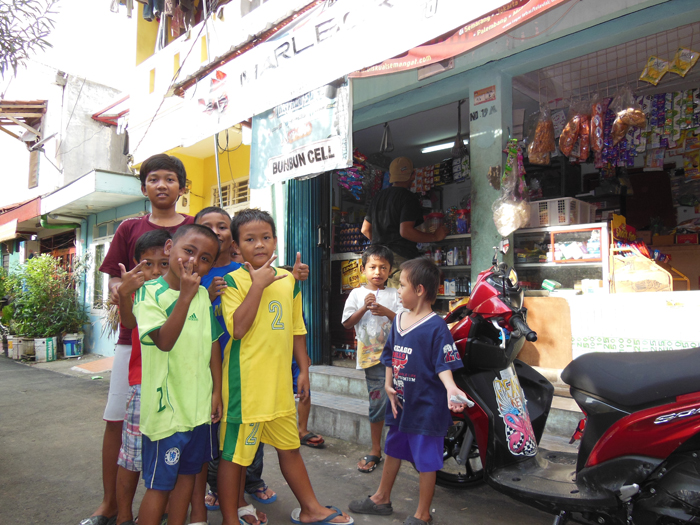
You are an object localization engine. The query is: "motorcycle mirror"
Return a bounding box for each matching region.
[499,238,510,254]
[491,247,499,267]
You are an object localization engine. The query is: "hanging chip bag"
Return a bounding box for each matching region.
[640,56,669,85]
[669,47,700,77]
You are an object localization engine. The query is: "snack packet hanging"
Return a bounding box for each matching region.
[528,103,556,164]
[590,94,611,153]
[611,86,646,146]
[640,56,669,85]
[669,47,700,77]
[560,99,590,157]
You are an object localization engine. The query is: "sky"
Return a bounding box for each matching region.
[0,0,136,207]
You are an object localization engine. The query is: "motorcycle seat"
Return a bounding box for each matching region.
[561,347,700,408]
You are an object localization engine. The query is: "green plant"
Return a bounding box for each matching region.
[6,254,90,338]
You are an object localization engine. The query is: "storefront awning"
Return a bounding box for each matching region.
[0,219,19,243]
[41,170,145,218]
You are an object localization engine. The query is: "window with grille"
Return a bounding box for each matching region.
[211,178,249,212]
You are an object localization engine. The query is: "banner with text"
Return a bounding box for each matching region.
[350,0,569,78]
[183,0,510,148]
[250,78,352,189]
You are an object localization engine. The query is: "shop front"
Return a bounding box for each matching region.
[326,0,700,369]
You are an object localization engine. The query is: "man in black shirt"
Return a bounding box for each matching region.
[362,157,448,288]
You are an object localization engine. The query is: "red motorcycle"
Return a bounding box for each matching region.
[439,250,700,525]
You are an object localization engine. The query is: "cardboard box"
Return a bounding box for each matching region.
[676,233,699,244]
[636,230,652,244]
[653,234,675,246]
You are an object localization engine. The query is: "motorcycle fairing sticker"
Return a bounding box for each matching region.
[493,367,538,456]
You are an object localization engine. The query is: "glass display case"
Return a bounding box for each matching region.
[513,223,610,292]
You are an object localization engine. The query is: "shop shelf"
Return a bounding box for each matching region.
[515,262,601,268]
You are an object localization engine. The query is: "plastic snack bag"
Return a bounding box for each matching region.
[527,103,555,165]
[560,99,590,157]
[590,95,611,153]
[640,56,669,85]
[492,139,530,237]
[611,86,646,146]
[669,47,700,77]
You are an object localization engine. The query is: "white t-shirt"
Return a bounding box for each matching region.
[341,285,405,369]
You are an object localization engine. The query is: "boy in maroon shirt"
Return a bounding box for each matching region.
[81,154,194,525]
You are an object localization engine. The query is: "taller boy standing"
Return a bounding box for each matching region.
[218,209,351,525]
[83,154,194,525]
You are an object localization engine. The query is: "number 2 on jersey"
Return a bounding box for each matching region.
[269,301,284,330]
[245,423,260,445]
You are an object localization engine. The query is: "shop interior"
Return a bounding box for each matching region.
[328,21,700,361]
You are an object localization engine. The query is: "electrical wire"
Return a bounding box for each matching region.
[507,0,579,41]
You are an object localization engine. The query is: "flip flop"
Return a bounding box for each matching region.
[205,489,220,511]
[403,517,433,525]
[290,506,354,524]
[300,432,325,448]
[247,484,277,504]
[238,504,267,525]
[80,516,117,525]
[348,496,393,515]
[357,455,382,473]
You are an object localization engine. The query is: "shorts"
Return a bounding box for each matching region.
[219,412,300,466]
[384,425,444,472]
[117,385,142,472]
[387,252,408,290]
[103,344,132,421]
[364,364,388,423]
[142,423,217,491]
[292,359,300,394]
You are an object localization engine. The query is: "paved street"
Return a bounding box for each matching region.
[0,356,554,525]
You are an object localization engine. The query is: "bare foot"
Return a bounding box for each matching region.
[297,507,352,524]
[240,508,267,525]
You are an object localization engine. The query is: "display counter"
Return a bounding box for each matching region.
[519,291,700,370]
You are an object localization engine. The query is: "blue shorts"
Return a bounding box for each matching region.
[364,364,388,423]
[384,425,444,472]
[292,359,300,394]
[142,423,217,491]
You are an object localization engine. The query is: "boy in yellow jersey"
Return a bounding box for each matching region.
[219,209,352,525]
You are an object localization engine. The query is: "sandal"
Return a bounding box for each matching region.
[80,517,117,525]
[300,432,325,448]
[238,504,267,525]
[357,455,382,473]
[247,484,277,504]
[205,490,220,511]
[348,496,393,516]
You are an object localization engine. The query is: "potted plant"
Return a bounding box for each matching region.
[6,254,89,361]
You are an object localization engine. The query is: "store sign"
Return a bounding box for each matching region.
[250,78,352,189]
[350,0,570,78]
[567,292,700,359]
[182,0,510,148]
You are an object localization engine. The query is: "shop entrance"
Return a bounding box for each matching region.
[326,99,473,366]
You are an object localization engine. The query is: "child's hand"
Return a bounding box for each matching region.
[295,371,310,401]
[370,303,391,318]
[385,382,402,418]
[211,391,222,423]
[246,255,286,289]
[447,385,469,413]
[363,293,377,311]
[207,276,227,302]
[118,261,146,297]
[292,252,309,281]
[179,257,201,301]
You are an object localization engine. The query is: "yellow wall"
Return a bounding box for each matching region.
[171,153,206,214]
[202,145,251,207]
[136,4,158,65]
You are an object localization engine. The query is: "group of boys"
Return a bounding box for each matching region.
[80,153,469,525]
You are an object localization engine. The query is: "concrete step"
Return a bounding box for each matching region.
[308,365,583,443]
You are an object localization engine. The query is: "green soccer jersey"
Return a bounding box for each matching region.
[133,276,223,441]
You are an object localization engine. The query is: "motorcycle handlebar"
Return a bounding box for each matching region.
[511,316,537,342]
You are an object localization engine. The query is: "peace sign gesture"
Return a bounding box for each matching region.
[179,257,201,301]
[246,254,287,290]
[117,261,146,299]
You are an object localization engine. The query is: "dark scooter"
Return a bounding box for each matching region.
[439,249,700,524]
